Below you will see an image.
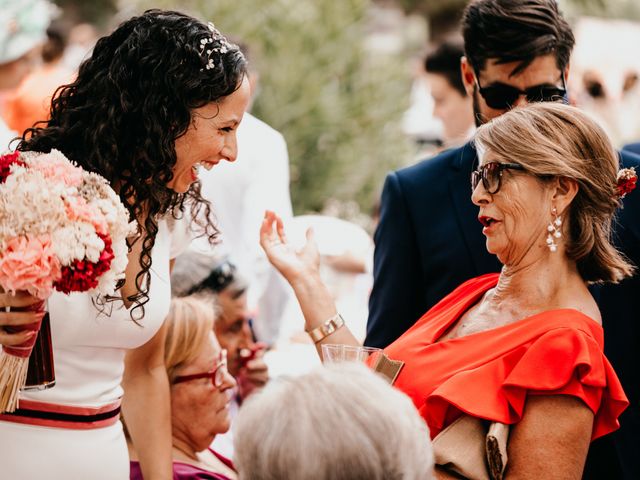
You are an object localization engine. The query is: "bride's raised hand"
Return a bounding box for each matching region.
[260,210,320,282]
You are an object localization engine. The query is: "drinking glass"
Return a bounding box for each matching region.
[321,344,382,364]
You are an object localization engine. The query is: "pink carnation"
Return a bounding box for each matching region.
[64,196,109,235]
[29,151,83,187]
[0,235,62,299]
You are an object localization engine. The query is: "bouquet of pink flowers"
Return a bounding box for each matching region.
[0,149,134,412]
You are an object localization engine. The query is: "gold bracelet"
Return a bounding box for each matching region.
[306,313,345,344]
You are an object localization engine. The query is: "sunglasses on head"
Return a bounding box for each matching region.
[471,161,526,194]
[477,73,567,110]
[172,349,229,389]
[188,259,237,296]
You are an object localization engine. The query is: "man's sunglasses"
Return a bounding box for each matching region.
[477,73,567,110]
[172,349,229,389]
[471,161,526,194]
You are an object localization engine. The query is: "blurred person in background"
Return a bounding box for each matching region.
[61,22,99,71]
[424,39,474,149]
[3,20,75,134]
[234,362,434,480]
[571,68,640,147]
[366,1,640,478]
[569,17,640,147]
[171,250,269,459]
[129,296,238,480]
[194,39,294,347]
[0,0,52,149]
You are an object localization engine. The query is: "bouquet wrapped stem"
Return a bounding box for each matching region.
[0,300,45,412]
[24,308,55,390]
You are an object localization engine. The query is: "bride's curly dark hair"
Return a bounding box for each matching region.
[18,10,247,320]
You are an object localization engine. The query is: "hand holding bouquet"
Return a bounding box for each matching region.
[0,150,134,412]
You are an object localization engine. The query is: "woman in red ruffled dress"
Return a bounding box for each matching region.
[259,103,635,479]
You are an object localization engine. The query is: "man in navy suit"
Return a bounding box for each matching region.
[623,142,640,156]
[366,1,640,478]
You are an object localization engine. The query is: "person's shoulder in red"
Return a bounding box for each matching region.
[381,278,628,441]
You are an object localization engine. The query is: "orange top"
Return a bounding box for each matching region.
[3,64,75,134]
[380,273,628,440]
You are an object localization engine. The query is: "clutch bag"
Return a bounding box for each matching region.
[433,414,509,480]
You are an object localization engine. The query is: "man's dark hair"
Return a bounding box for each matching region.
[462,0,575,76]
[424,39,466,97]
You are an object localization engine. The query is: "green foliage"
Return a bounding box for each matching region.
[392,0,640,21]
[136,0,412,213]
[53,0,118,26]
[393,0,467,16]
[559,0,640,19]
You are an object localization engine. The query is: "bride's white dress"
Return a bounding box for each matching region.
[0,219,177,479]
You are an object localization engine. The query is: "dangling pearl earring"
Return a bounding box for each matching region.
[546,207,562,252]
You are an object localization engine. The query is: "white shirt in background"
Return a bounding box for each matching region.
[197,112,294,344]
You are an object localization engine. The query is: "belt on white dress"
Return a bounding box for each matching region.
[0,398,121,430]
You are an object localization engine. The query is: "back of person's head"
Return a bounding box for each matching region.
[164,296,215,382]
[424,39,466,97]
[233,362,434,480]
[474,102,635,283]
[462,0,575,75]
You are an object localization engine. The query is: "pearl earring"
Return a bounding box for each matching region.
[546,207,562,252]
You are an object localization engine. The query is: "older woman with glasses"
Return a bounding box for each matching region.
[130,296,238,480]
[259,103,635,479]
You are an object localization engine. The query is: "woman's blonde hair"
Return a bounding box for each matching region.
[164,296,216,382]
[474,102,634,284]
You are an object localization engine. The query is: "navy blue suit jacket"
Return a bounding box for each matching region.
[366,141,640,479]
[622,142,640,156]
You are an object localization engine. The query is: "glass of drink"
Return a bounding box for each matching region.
[321,344,382,364]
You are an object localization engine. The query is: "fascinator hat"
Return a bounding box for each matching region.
[0,0,54,65]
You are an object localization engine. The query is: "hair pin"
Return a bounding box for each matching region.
[198,22,233,72]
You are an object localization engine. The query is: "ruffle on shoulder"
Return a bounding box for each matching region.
[420,327,628,440]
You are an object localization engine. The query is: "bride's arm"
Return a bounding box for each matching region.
[259,211,359,356]
[122,320,172,480]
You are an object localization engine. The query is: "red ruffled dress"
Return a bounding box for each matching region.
[382,273,628,440]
